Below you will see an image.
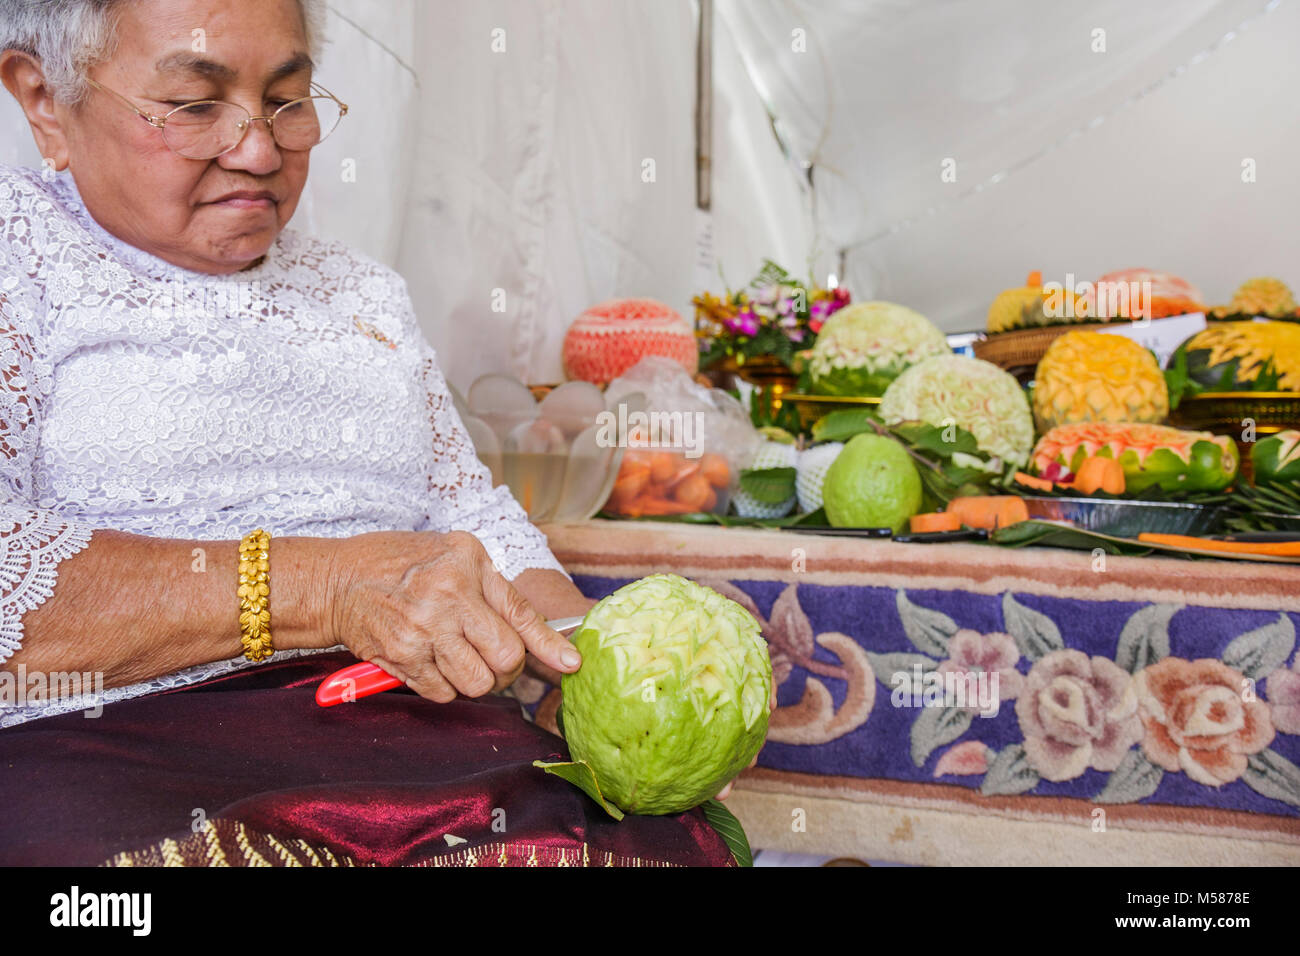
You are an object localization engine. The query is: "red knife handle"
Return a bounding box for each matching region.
[315,661,403,707]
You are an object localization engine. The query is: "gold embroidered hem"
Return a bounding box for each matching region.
[100,819,685,868]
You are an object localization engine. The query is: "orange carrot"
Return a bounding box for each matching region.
[663,462,701,491]
[1071,456,1125,496]
[608,469,649,506]
[673,473,712,511]
[909,512,962,533]
[947,495,1030,530]
[632,495,696,516]
[700,453,731,488]
[650,452,677,484]
[1013,471,1054,493]
[1138,534,1300,557]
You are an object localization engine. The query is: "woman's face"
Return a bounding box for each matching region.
[56,0,315,275]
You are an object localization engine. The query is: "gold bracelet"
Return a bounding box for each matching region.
[238,528,273,662]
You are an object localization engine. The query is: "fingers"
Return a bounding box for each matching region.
[715,781,733,800]
[369,655,458,705]
[336,530,581,707]
[480,563,581,675]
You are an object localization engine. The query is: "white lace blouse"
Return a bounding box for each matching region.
[0,163,568,728]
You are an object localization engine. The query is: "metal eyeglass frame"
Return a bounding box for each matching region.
[84,76,349,158]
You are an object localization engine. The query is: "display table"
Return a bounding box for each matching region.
[533,519,1300,866]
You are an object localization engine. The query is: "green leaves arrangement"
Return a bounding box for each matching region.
[1164,349,1283,409]
[737,466,797,505]
[533,759,625,821]
[700,799,754,867]
[532,765,756,866]
[1222,475,1300,533]
[810,407,997,505]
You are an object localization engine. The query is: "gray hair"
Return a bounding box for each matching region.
[0,0,327,104]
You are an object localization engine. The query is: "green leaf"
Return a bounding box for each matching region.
[909,705,975,767]
[865,651,938,689]
[1163,347,1197,411]
[1114,604,1178,673]
[895,590,959,657]
[791,507,828,526]
[1255,357,1282,391]
[980,744,1041,796]
[1222,614,1297,680]
[1002,593,1064,661]
[991,520,1156,556]
[554,706,565,739]
[738,466,797,504]
[811,408,880,443]
[700,798,754,867]
[533,759,625,820]
[1242,749,1300,808]
[892,421,980,458]
[1094,748,1164,804]
[752,259,790,287]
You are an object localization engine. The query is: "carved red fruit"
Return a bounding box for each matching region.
[562,298,698,386]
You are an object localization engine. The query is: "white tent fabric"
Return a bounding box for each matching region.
[0,0,807,391]
[390,0,809,389]
[3,0,1297,383]
[718,0,1300,329]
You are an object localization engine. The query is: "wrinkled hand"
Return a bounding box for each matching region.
[714,678,778,801]
[329,530,581,702]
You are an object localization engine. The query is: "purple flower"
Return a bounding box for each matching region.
[725,310,760,336]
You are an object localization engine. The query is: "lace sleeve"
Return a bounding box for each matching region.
[0,272,97,664]
[410,318,570,582]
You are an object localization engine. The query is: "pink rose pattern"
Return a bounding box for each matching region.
[1267,666,1300,736]
[1015,650,1144,782]
[1134,659,1275,786]
[936,629,1024,706]
[902,609,1296,801]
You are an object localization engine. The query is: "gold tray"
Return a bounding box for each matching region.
[784,393,882,433]
[1169,391,1300,433]
[1169,391,1300,483]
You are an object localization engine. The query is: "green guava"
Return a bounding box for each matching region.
[559,574,772,815]
[821,433,923,531]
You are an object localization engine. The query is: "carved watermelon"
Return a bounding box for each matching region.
[1085,269,1204,320]
[1168,320,1300,392]
[1252,430,1300,487]
[563,299,698,386]
[1031,422,1239,494]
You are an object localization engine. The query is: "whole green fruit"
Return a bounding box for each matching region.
[1252,430,1300,486]
[821,433,923,531]
[560,574,772,815]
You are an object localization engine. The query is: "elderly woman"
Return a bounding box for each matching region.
[0,0,742,866]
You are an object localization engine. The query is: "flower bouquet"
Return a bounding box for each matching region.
[694,260,850,372]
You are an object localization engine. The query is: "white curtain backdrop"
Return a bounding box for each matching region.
[1,0,806,392]
[3,0,1297,382]
[717,0,1300,330]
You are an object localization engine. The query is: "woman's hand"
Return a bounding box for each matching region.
[714,679,778,801]
[327,530,581,702]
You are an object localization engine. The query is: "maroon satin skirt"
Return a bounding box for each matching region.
[0,651,734,866]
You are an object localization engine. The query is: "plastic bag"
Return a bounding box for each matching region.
[599,357,761,517]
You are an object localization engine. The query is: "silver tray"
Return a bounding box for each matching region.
[1020,497,1223,537]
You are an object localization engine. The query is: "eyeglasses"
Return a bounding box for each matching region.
[85,77,348,160]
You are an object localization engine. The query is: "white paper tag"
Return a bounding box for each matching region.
[1094,312,1208,367]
